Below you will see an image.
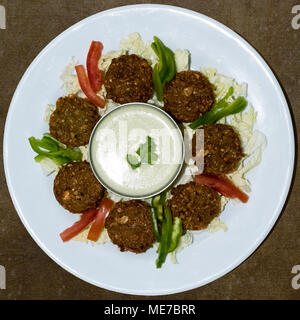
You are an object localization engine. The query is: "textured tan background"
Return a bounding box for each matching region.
[0,0,299,300]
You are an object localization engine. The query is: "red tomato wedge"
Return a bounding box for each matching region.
[194,173,249,203]
[87,41,104,93]
[60,208,98,242]
[87,198,114,242]
[75,65,106,108]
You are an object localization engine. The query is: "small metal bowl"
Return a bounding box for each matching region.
[88,102,185,199]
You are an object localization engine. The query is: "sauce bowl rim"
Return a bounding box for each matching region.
[88,102,185,199]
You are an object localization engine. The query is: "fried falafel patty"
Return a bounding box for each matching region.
[104,54,154,104]
[49,95,100,148]
[54,161,104,213]
[169,181,221,230]
[105,200,155,253]
[163,71,215,122]
[192,124,244,174]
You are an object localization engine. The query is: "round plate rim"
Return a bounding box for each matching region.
[3,4,295,295]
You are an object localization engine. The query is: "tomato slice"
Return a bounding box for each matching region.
[87,41,103,93]
[194,173,249,203]
[60,208,98,242]
[75,65,106,108]
[87,198,114,242]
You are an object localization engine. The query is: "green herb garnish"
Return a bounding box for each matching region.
[126,154,141,170]
[136,136,158,165]
[126,136,158,170]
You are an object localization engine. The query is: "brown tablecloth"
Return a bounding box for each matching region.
[0,0,299,300]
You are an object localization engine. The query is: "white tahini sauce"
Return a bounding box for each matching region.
[90,103,183,198]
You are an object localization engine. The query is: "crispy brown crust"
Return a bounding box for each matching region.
[105,200,155,254]
[104,54,154,104]
[169,182,221,230]
[163,71,214,122]
[192,124,244,174]
[49,95,100,148]
[53,161,104,213]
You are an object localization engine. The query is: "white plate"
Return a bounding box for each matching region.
[3,4,294,295]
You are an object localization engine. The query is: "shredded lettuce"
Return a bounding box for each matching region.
[57,34,267,263]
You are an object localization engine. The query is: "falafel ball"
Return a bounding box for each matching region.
[169,181,221,230]
[163,70,215,123]
[192,124,244,174]
[105,200,155,254]
[104,54,154,104]
[49,95,100,148]
[53,161,104,213]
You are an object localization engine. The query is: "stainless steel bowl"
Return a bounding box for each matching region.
[88,102,185,199]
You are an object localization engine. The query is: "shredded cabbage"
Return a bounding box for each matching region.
[174,49,190,72]
[207,217,228,233]
[43,104,55,123]
[60,56,81,95]
[73,226,111,245]
[55,33,267,257]
[200,67,248,100]
[200,69,267,196]
[170,231,193,264]
[119,32,156,66]
[38,157,60,176]
[78,145,89,162]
